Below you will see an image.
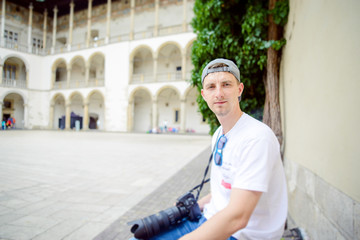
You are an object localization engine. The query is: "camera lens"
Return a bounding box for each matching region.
[130,206,186,239]
[129,192,201,239]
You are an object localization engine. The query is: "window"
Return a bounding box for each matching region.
[55,69,61,82]
[3,64,17,80]
[174,110,179,123]
[33,38,43,48]
[4,30,18,43]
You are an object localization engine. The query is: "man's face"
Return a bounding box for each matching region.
[201,72,243,118]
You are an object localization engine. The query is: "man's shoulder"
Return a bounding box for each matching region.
[242,113,273,132]
[239,113,277,141]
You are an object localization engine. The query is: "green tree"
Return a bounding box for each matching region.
[190,0,289,137]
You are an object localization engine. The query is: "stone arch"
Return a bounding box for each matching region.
[184,39,195,81]
[69,56,86,88]
[128,86,153,132]
[156,42,182,82]
[2,53,30,70]
[88,52,105,87]
[156,85,181,132]
[130,45,154,84]
[2,92,25,129]
[50,93,66,129]
[68,91,84,129]
[183,86,206,133]
[86,90,105,130]
[52,58,67,89]
[0,89,27,104]
[2,56,28,88]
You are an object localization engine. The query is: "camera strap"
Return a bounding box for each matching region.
[190,129,221,201]
[190,152,212,201]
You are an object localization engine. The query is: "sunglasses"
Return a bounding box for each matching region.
[214,135,227,166]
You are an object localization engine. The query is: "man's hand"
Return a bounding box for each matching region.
[180,188,262,240]
[197,193,212,211]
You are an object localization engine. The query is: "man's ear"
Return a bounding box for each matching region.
[201,89,206,101]
[238,82,244,97]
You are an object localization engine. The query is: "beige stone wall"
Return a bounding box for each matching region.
[281,0,360,203]
[281,0,360,238]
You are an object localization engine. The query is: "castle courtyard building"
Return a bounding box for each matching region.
[0,0,209,134]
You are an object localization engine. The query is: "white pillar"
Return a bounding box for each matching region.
[154,0,159,37]
[182,51,186,80]
[27,3,33,53]
[49,103,54,129]
[86,0,92,48]
[83,101,89,130]
[182,0,188,31]
[129,0,135,40]
[127,100,134,131]
[0,0,6,47]
[105,0,111,44]
[67,68,71,88]
[152,99,158,130]
[67,1,75,51]
[0,101,3,123]
[65,102,71,130]
[42,9,48,50]
[153,57,158,82]
[0,64,3,85]
[51,6,58,54]
[85,65,89,86]
[180,99,186,133]
[23,103,29,129]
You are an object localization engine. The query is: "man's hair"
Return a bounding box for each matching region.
[208,62,229,69]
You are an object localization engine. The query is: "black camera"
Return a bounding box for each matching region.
[128,192,202,239]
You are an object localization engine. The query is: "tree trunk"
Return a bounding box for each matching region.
[263,0,283,147]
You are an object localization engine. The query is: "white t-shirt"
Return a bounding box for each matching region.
[203,113,288,240]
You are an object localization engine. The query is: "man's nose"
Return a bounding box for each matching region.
[215,86,224,99]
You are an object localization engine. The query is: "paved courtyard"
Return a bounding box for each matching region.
[0,130,211,240]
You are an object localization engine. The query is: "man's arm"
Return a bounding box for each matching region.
[180,188,262,240]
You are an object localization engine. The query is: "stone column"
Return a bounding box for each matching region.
[49,103,54,129]
[129,0,135,40]
[65,101,71,130]
[86,0,92,48]
[154,0,159,37]
[105,0,111,44]
[182,51,186,80]
[1,0,6,47]
[152,99,158,130]
[0,64,3,85]
[0,101,3,123]
[67,1,75,51]
[85,65,90,86]
[153,57,158,82]
[42,9,48,50]
[23,103,29,129]
[180,99,186,133]
[127,100,134,131]
[67,68,71,88]
[27,3,33,53]
[26,68,29,88]
[83,101,89,130]
[51,6,58,54]
[182,0,187,32]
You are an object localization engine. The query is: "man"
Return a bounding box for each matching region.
[132,58,288,240]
